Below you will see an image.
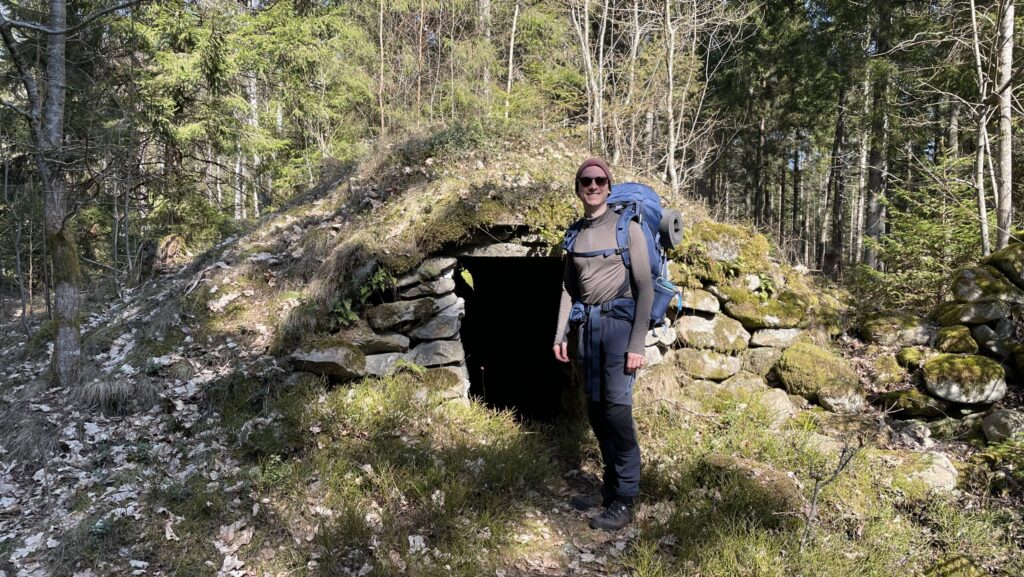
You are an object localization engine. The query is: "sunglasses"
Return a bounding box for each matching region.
[577,176,608,187]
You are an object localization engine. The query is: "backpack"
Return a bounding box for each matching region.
[562,182,683,328]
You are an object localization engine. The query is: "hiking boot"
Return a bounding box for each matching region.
[569,492,607,511]
[588,500,633,531]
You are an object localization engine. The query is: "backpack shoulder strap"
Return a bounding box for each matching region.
[615,202,641,270]
[562,218,585,252]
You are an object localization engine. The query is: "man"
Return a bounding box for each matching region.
[553,158,653,531]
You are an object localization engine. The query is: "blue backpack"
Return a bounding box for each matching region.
[562,182,683,328]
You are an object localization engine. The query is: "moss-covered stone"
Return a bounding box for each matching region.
[717,283,811,330]
[740,346,783,377]
[775,342,862,411]
[674,347,741,381]
[673,314,750,352]
[983,242,1024,289]
[290,339,366,380]
[950,265,1024,303]
[896,346,933,369]
[922,354,1006,404]
[876,449,959,495]
[877,388,950,418]
[671,220,773,283]
[871,354,906,387]
[935,325,978,354]
[860,312,932,346]
[365,297,439,331]
[934,298,1010,326]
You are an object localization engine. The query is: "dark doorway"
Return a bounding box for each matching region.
[455,256,569,421]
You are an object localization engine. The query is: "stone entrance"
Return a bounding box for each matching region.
[455,255,569,421]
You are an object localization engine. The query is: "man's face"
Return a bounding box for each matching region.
[576,166,610,211]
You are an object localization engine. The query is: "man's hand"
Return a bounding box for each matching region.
[625,352,645,374]
[553,342,570,363]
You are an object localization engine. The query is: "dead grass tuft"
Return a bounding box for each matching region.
[77,376,161,415]
[0,403,59,469]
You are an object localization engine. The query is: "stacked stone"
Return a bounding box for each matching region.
[289,257,470,399]
[865,243,1024,444]
[645,269,864,416]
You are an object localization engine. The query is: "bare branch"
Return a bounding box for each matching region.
[2,0,144,36]
[0,98,28,119]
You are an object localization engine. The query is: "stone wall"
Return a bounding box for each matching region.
[289,257,471,399]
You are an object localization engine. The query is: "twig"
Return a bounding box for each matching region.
[799,438,863,551]
[651,397,725,427]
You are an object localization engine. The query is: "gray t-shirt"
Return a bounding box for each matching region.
[554,208,654,355]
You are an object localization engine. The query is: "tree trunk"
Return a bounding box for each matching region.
[863,0,891,270]
[504,2,519,119]
[996,0,1013,248]
[779,162,786,246]
[480,0,492,106]
[792,137,801,260]
[665,0,679,194]
[971,0,991,255]
[948,99,960,156]
[825,88,847,277]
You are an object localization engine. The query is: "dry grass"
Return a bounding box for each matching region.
[0,402,59,470]
[77,375,160,415]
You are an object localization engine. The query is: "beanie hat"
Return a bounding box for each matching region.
[574,157,613,188]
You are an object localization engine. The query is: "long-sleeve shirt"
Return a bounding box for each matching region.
[553,208,654,355]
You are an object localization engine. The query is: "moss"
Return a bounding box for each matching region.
[27,319,58,353]
[897,346,931,369]
[871,354,906,387]
[675,348,741,381]
[719,283,811,330]
[775,342,859,401]
[922,354,1005,400]
[860,311,930,345]
[950,265,1024,302]
[935,325,979,354]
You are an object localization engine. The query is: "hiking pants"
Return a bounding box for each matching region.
[575,301,641,500]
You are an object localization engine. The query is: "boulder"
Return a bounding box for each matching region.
[399,276,456,299]
[433,292,459,311]
[429,365,471,399]
[984,243,1024,289]
[405,340,465,367]
[701,454,804,530]
[364,352,404,377]
[935,298,1010,326]
[366,298,439,331]
[819,387,867,414]
[749,328,804,348]
[437,296,466,318]
[758,388,797,429]
[740,347,782,377]
[950,265,1024,304]
[644,345,665,367]
[904,452,959,494]
[970,324,1016,359]
[878,388,950,419]
[290,342,366,379]
[719,287,810,330]
[922,353,1006,404]
[871,354,906,387]
[675,348,742,381]
[935,325,978,354]
[775,342,863,412]
[674,314,750,353]
[860,312,932,346]
[719,370,767,394]
[981,409,1024,444]
[409,315,460,340]
[675,288,720,314]
[395,257,458,288]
